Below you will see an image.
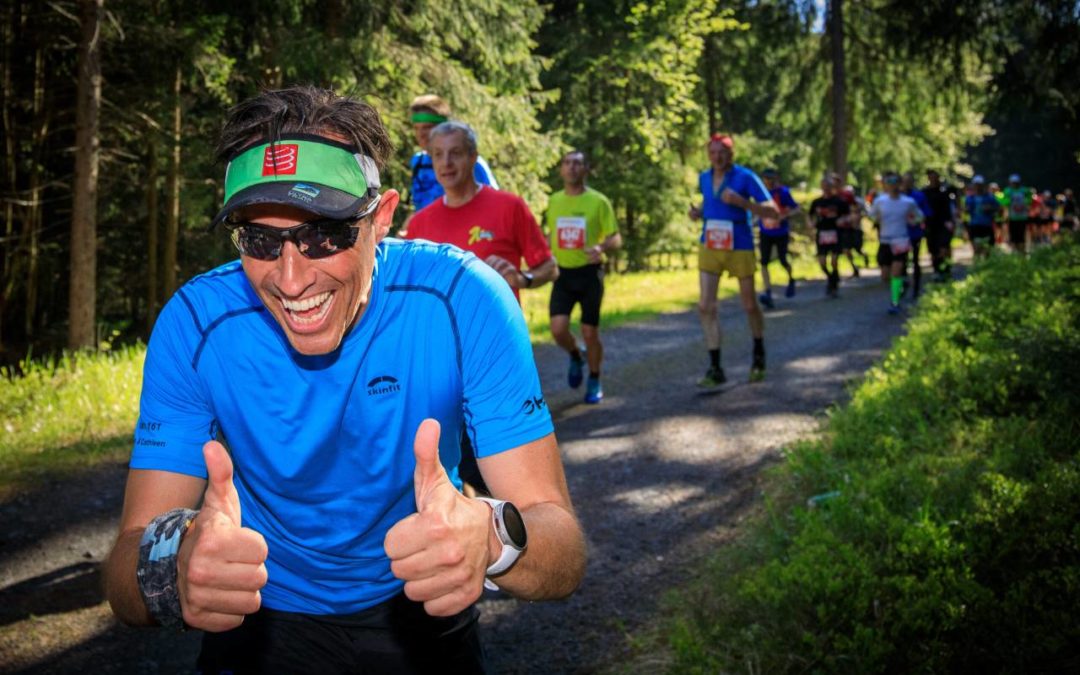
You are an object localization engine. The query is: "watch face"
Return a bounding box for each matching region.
[501,502,528,549]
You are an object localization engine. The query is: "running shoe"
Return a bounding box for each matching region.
[758,291,775,309]
[568,352,585,389]
[888,303,901,315]
[749,354,766,382]
[697,367,727,388]
[851,266,860,279]
[785,278,796,298]
[584,376,603,404]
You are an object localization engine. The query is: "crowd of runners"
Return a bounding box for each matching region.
[401,101,1077,396]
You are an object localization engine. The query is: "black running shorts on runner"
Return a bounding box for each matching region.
[196,593,487,675]
[967,224,994,245]
[927,223,952,250]
[876,244,909,268]
[839,228,857,251]
[1008,219,1027,247]
[759,233,790,266]
[549,264,604,326]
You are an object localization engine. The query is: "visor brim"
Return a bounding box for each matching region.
[210,182,370,230]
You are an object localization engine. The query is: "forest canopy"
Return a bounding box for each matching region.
[1,0,1076,359]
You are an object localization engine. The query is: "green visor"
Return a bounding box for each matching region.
[211,134,380,228]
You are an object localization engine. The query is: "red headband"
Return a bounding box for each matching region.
[709,133,734,149]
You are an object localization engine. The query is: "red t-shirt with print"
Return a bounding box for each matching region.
[405,186,552,298]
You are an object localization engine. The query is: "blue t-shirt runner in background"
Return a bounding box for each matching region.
[410,152,498,211]
[130,240,551,616]
[698,164,772,251]
[905,188,933,241]
[756,185,799,237]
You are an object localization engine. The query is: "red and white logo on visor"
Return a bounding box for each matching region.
[262,144,299,176]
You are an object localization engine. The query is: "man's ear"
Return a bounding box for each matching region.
[372,190,400,242]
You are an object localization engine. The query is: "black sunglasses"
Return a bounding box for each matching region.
[224,197,380,261]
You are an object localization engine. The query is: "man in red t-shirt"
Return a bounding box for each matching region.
[404,120,557,497]
[405,121,557,300]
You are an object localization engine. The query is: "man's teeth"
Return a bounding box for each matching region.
[281,292,332,323]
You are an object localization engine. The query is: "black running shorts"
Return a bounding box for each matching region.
[197,593,487,675]
[1008,219,1027,247]
[759,232,790,266]
[876,244,909,268]
[549,264,604,326]
[967,224,994,244]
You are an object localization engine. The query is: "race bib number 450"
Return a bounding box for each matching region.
[705,219,734,250]
[557,217,586,250]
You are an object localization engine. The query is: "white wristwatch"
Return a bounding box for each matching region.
[475,497,528,590]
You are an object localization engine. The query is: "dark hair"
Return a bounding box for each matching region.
[216,86,393,169]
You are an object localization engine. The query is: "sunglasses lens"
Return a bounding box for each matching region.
[232,226,281,261]
[296,220,359,259]
[229,219,359,261]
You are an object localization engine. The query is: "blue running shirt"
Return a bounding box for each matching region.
[698,164,772,251]
[130,240,552,615]
[756,185,799,236]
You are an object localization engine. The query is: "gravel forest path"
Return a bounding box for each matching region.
[0,262,940,674]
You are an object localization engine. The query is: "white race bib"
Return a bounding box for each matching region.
[817,229,839,245]
[556,216,587,250]
[705,219,734,250]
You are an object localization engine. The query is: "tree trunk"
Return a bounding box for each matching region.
[26,45,46,340]
[1,0,21,347]
[146,135,159,334]
[68,0,103,350]
[828,0,847,180]
[704,38,718,133]
[162,62,181,301]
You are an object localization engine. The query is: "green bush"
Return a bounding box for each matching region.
[666,239,1080,674]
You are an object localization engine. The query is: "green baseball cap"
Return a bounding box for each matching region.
[211,133,380,228]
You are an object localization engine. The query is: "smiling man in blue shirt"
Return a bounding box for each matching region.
[103,86,585,675]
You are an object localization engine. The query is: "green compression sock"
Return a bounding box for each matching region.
[891,277,903,305]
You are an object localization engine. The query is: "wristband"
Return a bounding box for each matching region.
[136,508,198,629]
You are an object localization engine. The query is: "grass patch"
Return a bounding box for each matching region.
[0,346,145,497]
[650,238,1080,673]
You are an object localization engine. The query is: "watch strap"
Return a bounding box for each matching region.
[475,497,525,579]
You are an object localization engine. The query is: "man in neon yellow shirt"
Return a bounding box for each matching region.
[545,150,622,404]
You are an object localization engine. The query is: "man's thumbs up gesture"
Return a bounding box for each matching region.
[177,440,269,632]
[384,419,496,617]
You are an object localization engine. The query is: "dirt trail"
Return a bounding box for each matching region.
[0,262,939,674]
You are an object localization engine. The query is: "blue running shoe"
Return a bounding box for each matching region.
[585,376,603,404]
[568,353,584,389]
[758,291,775,309]
[785,278,796,298]
[888,303,901,315]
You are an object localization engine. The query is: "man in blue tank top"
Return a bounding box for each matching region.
[102,86,585,674]
[688,133,779,386]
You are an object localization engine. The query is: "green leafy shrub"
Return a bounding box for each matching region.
[666,239,1080,673]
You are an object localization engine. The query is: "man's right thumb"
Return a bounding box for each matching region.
[202,440,241,526]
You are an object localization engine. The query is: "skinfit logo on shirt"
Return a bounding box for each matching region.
[521,396,546,415]
[367,375,401,396]
[263,144,299,175]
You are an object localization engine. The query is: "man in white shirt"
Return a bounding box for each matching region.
[870,171,924,315]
